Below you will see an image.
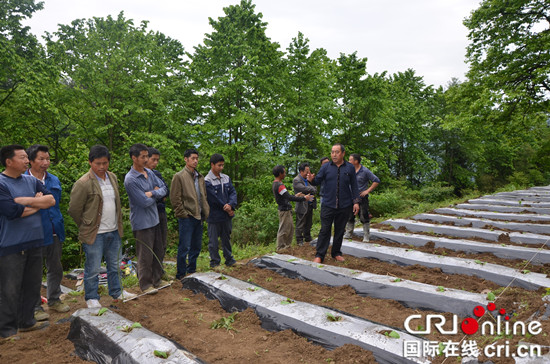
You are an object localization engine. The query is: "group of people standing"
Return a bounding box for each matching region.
[272,143,380,263]
[0,143,237,338]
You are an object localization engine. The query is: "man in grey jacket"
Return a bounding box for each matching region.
[293,162,317,245]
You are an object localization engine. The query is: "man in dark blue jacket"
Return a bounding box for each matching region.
[308,144,359,263]
[25,145,69,321]
[205,154,238,268]
[0,145,55,338]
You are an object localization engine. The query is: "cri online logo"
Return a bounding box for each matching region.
[404,302,542,336]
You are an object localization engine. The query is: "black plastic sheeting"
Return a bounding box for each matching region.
[251,255,484,317]
[68,310,206,364]
[181,275,428,364]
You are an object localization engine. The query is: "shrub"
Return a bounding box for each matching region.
[418,183,456,203]
[232,199,279,246]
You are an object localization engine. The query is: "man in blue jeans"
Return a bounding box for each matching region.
[170,149,209,281]
[68,145,134,308]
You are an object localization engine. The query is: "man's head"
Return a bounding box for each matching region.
[210,153,225,176]
[27,144,51,174]
[298,162,310,178]
[349,153,361,166]
[146,147,160,170]
[0,145,28,175]
[331,143,345,165]
[184,149,199,171]
[272,165,286,179]
[320,157,329,166]
[129,143,149,170]
[88,145,111,178]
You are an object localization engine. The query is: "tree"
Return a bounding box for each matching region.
[465,0,550,103]
[188,0,283,200]
[45,12,190,160]
[280,32,335,166]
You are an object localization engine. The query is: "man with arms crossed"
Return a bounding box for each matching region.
[205,153,237,268]
[307,144,359,263]
[170,149,209,281]
[0,145,55,337]
[68,145,129,308]
[125,143,168,294]
[25,144,69,321]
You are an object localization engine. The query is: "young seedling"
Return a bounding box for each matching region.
[153,350,169,359]
[522,269,531,274]
[381,330,400,339]
[474,260,486,265]
[287,258,297,262]
[117,322,142,333]
[247,287,261,292]
[95,308,108,316]
[487,292,496,301]
[391,278,402,283]
[280,298,295,305]
[210,312,238,331]
[217,274,227,280]
[326,313,342,322]
[436,286,445,292]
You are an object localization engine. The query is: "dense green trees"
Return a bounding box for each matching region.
[1,0,549,258]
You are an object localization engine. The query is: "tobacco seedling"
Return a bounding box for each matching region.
[326,313,342,322]
[437,286,445,292]
[247,287,261,292]
[474,260,486,265]
[280,298,295,305]
[217,274,227,280]
[522,270,531,274]
[153,350,169,359]
[117,322,142,333]
[210,312,237,331]
[487,292,496,301]
[384,330,400,339]
[391,278,402,283]
[96,308,108,316]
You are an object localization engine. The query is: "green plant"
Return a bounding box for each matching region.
[281,298,295,305]
[154,350,169,359]
[210,312,238,331]
[326,313,342,322]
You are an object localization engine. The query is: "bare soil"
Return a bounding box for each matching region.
[1,243,549,364]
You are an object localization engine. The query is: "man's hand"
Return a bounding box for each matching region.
[223,204,232,212]
[306,173,315,182]
[295,192,304,197]
[305,194,314,202]
[360,190,369,198]
[353,203,360,215]
[145,191,153,198]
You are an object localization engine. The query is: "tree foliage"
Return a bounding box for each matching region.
[465,0,550,103]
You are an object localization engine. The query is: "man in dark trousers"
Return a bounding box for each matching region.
[344,153,380,242]
[307,143,359,263]
[293,162,317,246]
[0,145,55,338]
[205,153,237,268]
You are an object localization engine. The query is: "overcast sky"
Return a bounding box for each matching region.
[23,0,482,88]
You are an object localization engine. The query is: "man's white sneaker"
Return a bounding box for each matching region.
[86,299,101,308]
[116,290,137,300]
